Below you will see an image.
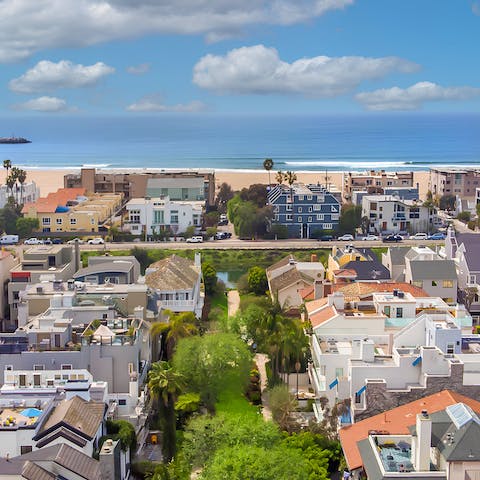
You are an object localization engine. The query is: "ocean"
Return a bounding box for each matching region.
[0,113,478,171]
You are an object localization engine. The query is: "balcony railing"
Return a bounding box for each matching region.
[158,299,196,308]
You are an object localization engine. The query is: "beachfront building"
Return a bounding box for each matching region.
[0,181,39,209]
[22,188,123,234]
[268,183,340,239]
[145,254,204,317]
[266,254,325,309]
[361,194,439,234]
[351,186,419,206]
[7,245,78,329]
[343,170,414,202]
[356,404,480,480]
[429,167,480,201]
[306,289,475,421]
[64,167,216,207]
[125,196,203,237]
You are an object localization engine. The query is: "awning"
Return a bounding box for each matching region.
[329,378,339,389]
[356,385,366,396]
[412,356,422,366]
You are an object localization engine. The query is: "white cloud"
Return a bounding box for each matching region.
[355,82,480,110]
[13,96,70,112]
[126,63,151,75]
[126,95,206,112]
[193,45,419,96]
[9,60,115,94]
[0,0,353,62]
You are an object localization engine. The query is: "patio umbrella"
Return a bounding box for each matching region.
[20,408,42,418]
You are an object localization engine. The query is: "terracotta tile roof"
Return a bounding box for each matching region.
[300,285,314,300]
[340,390,480,471]
[333,281,428,299]
[0,250,12,260]
[146,254,200,291]
[305,297,328,315]
[333,269,357,278]
[309,306,336,328]
[22,188,86,214]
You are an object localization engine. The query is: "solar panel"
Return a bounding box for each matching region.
[446,403,480,429]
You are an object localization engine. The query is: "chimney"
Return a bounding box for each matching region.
[311,254,318,263]
[314,280,324,300]
[99,438,122,480]
[89,381,108,403]
[194,252,201,268]
[360,339,375,363]
[414,410,432,471]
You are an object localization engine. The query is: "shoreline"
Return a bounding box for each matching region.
[0,168,431,201]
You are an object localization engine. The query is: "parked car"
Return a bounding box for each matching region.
[52,238,63,244]
[318,234,334,242]
[186,236,203,243]
[411,232,428,240]
[215,232,232,240]
[43,238,53,245]
[67,238,85,244]
[218,219,228,226]
[338,234,354,241]
[87,237,105,245]
[383,234,403,243]
[0,234,19,245]
[428,232,446,240]
[24,237,43,245]
[362,234,379,241]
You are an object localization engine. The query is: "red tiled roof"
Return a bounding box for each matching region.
[333,281,428,299]
[22,188,86,214]
[340,390,480,471]
[305,297,328,315]
[333,269,358,277]
[299,285,314,300]
[309,306,336,328]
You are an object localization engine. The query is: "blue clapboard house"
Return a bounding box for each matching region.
[268,183,341,238]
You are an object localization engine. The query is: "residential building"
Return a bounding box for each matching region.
[7,245,78,329]
[0,250,19,330]
[22,188,122,234]
[125,196,203,236]
[352,186,420,205]
[343,170,414,201]
[306,289,474,421]
[429,167,480,201]
[340,390,480,478]
[266,254,325,309]
[268,183,340,239]
[445,227,480,319]
[145,254,204,317]
[358,403,480,480]
[381,247,411,282]
[0,181,39,209]
[64,167,216,206]
[73,255,140,285]
[362,194,439,234]
[327,245,390,282]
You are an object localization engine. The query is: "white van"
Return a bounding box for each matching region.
[411,232,428,240]
[0,235,19,245]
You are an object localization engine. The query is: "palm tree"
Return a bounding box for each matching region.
[10,167,20,205]
[3,159,11,184]
[150,311,198,361]
[16,169,27,206]
[5,175,15,204]
[275,170,285,185]
[148,361,184,461]
[263,158,274,188]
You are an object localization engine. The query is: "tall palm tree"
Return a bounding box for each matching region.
[263,158,274,188]
[17,169,27,205]
[5,175,16,204]
[10,167,20,205]
[150,311,198,361]
[275,170,285,185]
[148,361,184,461]
[285,170,297,207]
[3,159,11,184]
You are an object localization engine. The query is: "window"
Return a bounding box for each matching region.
[91,218,95,225]
[469,275,477,284]
[153,210,164,224]
[413,281,423,288]
[307,195,312,200]
[396,307,403,318]
[286,214,292,221]
[313,204,321,211]
[355,393,362,404]
[323,223,333,230]
[42,217,51,225]
[335,368,344,377]
[4,365,13,371]
[170,210,179,224]
[129,209,141,223]
[56,218,62,225]
[297,217,302,222]
[20,446,32,455]
[442,280,454,288]
[316,214,324,221]
[298,207,303,213]
[33,364,45,371]
[298,195,304,201]
[118,399,127,406]
[317,195,324,203]
[384,306,391,317]
[85,275,98,284]
[105,276,120,284]
[286,205,292,211]
[61,364,72,370]
[308,217,312,222]
[70,218,77,225]
[308,207,312,212]
[370,202,377,210]
[432,280,438,287]
[446,343,455,354]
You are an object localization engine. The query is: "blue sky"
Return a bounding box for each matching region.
[1,0,479,115]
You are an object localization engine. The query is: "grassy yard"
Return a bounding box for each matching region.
[215,374,258,417]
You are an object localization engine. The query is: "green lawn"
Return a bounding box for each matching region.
[215,374,258,417]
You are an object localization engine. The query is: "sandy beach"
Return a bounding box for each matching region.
[0,169,430,201]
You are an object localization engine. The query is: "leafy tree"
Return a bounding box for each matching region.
[202,261,217,295]
[247,266,268,295]
[173,333,252,412]
[102,419,136,451]
[227,194,242,224]
[269,384,299,432]
[339,203,362,234]
[263,158,274,187]
[204,211,220,227]
[0,202,21,234]
[216,182,234,213]
[206,226,217,238]
[130,246,150,274]
[183,225,195,238]
[239,183,268,208]
[15,217,39,238]
[439,194,456,211]
[270,223,288,239]
[148,361,184,461]
[458,211,471,223]
[360,215,370,235]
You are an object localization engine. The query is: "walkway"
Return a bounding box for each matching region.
[255,353,272,421]
[227,289,240,317]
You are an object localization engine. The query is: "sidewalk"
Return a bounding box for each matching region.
[254,353,272,421]
[227,290,240,317]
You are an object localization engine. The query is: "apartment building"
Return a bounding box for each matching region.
[268,183,341,239]
[7,245,78,329]
[125,196,203,236]
[0,181,39,208]
[64,167,216,206]
[343,170,414,201]
[22,188,122,234]
[362,194,439,234]
[429,168,480,201]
